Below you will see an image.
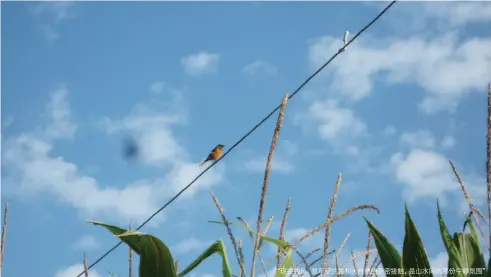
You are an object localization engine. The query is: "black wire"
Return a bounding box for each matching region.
[76,2,396,276]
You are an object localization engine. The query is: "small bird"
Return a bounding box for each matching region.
[199,144,225,167]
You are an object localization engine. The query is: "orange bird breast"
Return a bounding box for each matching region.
[210,148,222,159]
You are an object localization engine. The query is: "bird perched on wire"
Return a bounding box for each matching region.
[199,144,225,167]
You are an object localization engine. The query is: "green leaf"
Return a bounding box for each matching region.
[209,220,290,249]
[335,257,341,277]
[274,249,293,277]
[464,215,487,276]
[402,204,432,277]
[437,201,464,277]
[210,220,294,276]
[464,216,480,245]
[452,232,486,277]
[89,220,177,277]
[364,217,403,277]
[178,240,232,277]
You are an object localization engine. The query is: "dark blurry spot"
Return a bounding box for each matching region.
[122,136,139,162]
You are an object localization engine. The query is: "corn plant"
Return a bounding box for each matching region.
[364,201,488,277]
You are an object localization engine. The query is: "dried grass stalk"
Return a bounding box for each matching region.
[369,258,381,277]
[449,160,489,250]
[238,239,246,276]
[263,216,274,236]
[338,250,378,276]
[237,217,268,276]
[363,231,372,277]
[210,191,246,276]
[294,205,380,247]
[251,92,289,277]
[83,253,89,277]
[368,256,380,276]
[0,203,8,276]
[277,197,292,268]
[289,248,322,276]
[487,83,491,257]
[328,232,351,270]
[305,248,321,260]
[294,248,314,277]
[473,208,488,224]
[351,250,378,259]
[351,252,359,277]
[322,173,342,272]
[290,248,333,277]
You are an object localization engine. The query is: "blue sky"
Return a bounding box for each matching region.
[2,1,491,277]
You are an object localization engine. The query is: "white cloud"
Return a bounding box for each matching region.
[3,84,224,226]
[30,2,77,22]
[441,136,456,149]
[390,149,485,207]
[54,264,102,277]
[430,252,448,277]
[29,2,77,42]
[379,2,491,36]
[298,99,366,141]
[307,33,491,113]
[44,84,77,140]
[242,60,278,76]
[149,81,166,94]
[41,24,60,42]
[173,237,213,254]
[400,130,435,149]
[101,113,186,167]
[242,140,298,174]
[3,133,165,224]
[73,235,99,251]
[181,52,220,76]
[420,2,491,27]
[244,157,294,174]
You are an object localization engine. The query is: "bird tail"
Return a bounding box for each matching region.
[199,159,207,167]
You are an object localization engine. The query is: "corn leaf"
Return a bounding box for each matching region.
[209,220,290,249]
[89,220,177,277]
[274,249,293,277]
[210,220,294,275]
[437,201,464,277]
[364,217,403,277]
[402,204,432,277]
[178,240,232,277]
[452,232,486,277]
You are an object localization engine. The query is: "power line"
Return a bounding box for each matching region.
[76,1,396,276]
